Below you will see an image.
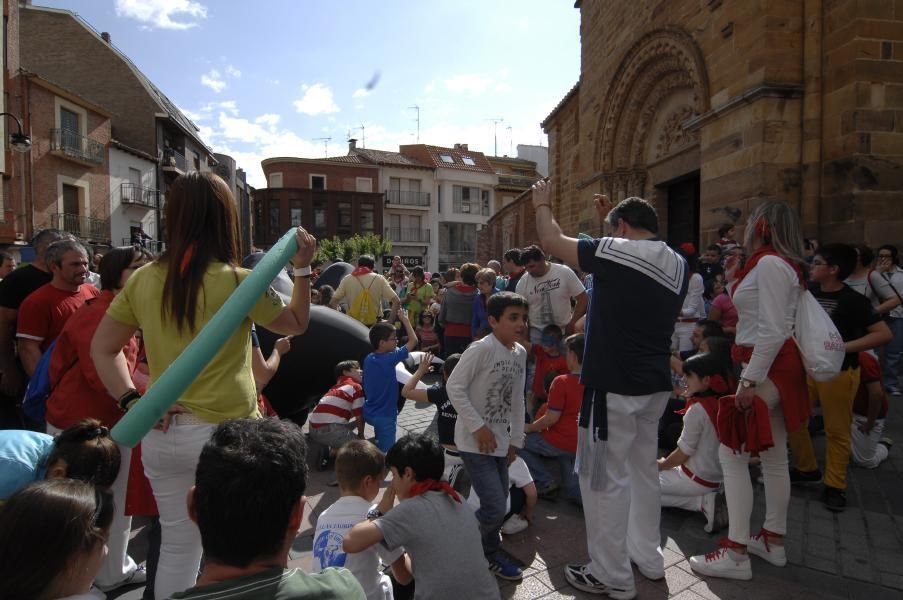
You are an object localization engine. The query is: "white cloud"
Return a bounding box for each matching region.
[115,0,207,30]
[226,64,242,78]
[352,88,370,98]
[200,69,226,93]
[254,113,281,127]
[293,83,340,116]
[444,74,493,96]
[494,82,512,93]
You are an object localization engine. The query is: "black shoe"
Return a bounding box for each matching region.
[317,447,331,471]
[789,467,822,485]
[821,486,847,512]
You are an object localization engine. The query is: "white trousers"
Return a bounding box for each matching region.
[672,322,696,353]
[659,466,713,512]
[142,422,215,600]
[718,376,789,543]
[578,391,669,589]
[47,422,138,587]
[850,415,888,469]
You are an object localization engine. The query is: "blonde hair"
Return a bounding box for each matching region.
[743,201,807,273]
[476,268,497,286]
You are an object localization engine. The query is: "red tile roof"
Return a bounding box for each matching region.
[398,144,495,174]
[350,148,432,169]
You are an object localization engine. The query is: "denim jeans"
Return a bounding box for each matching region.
[884,317,903,392]
[517,432,579,499]
[142,422,215,599]
[460,451,509,556]
[366,415,397,452]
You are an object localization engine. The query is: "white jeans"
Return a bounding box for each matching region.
[850,415,888,469]
[578,391,669,589]
[142,422,215,600]
[718,376,789,544]
[672,322,695,353]
[46,423,138,587]
[659,466,714,512]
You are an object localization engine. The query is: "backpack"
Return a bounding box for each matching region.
[793,290,845,382]
[22,338,59,422]
[348,276,379,326]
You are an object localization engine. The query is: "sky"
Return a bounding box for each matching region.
[39,0,582,187]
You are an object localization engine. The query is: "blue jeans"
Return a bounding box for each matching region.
[460,451,509,556]
[518,432,579,500]
[884,317,903,392]
[367,415,397,452]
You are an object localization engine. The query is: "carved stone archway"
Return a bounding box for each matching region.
[593,27,710,199]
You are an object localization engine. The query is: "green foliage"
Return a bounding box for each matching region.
[312,233,392,266]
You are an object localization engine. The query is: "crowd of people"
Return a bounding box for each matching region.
[0,168,900,600]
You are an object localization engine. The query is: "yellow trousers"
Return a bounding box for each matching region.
[788,368,860,490]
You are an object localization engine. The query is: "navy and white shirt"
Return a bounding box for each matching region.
[577,237,688,395]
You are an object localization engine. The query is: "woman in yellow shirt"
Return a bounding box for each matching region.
[91,172,316,599]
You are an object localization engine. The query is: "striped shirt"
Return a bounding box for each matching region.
[309,377,365,428]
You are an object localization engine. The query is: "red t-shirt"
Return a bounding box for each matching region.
[17,283,101,350]
[531,345,569,399]
[542,373,584,453]
[46,291,139,429]
[852,352,887,419]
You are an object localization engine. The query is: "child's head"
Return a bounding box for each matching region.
[442,353,461,382]
[460,263,480,286]
[335,439,385,501]
[385,434,444,500]
[811,243,857,284]
[565,333,585,371]
[334,360,362,383]
[681,352,730,396]
[46,419,122,488]
[691,319,725,350]
[369,322,397,352]
[419,312,434,328]
[540,324,564,354]
[487,292,528,346]
[476,268,497,295]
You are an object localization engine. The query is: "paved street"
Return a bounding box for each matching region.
[113,395,903,599]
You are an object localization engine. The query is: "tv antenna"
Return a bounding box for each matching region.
[357,123,366,148]
[506,126,513,156]
[313,137,331,158]
[487,118,504,156]
[408,105,420,143]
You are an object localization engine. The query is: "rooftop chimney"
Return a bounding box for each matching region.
[101,32,111,44]
[348,138,357,151]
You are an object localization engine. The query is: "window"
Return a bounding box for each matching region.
[314,207,327,230]
[62,184,80,215]
[356,177,373,193]
[60,107,79,134]
[482,190,490,216]
[289,201,302,227]
[439,154,454,164]
[461,156,476,166]
[337,202,352,234]
[310,175,326,190]
[360,203,375,233]
[390,214,401,229]
[269,172,283,188]
[453,185,481,214]
[191,151,200,171]
[269,204,280,236]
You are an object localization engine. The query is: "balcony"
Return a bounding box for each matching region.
[50,129,104,166]
[497,174,537,188]
[53,213,109,242]
[452,200,490,216]
[121,183,159,210]
[439,250,474,267]
[385,190,430,208]
[162,148,186,173]
[385,227,430,243]
[121,237,165,254]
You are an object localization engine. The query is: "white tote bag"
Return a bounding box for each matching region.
[793,290,845,381]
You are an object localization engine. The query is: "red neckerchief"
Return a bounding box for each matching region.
[408,479,461,503]
[731,245,806,294]
[351,266,373,277]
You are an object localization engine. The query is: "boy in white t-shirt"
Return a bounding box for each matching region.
[467,455,537,535]
[657,353,728,533]
[313,440,411,600]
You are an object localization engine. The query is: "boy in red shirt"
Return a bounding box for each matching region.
[522,324,569,417]
[518,333,584,501]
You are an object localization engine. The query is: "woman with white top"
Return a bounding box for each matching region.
[673,243,706,352]
[689,202,809,581]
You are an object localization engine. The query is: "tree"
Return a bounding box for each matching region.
[313,233,392,266]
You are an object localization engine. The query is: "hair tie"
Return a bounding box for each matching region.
[94,426,109,438]
[180,241,197,275]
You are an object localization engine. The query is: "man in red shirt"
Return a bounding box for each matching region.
[17,239,100,375]
[518,333,584,502]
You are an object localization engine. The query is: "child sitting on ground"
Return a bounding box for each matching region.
[343,434,501,600]
[363,309,418,452]
[308,360,366,469]
[850,351,894,468]
[657,352,729,533]
[416,313,441,354]
[520,324,568,416]
[467,455,537,535]
[313,440,411,600]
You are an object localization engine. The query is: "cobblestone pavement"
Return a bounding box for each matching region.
[114,391,903,599]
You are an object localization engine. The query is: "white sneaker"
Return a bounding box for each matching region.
[501,514,529,535]
[689,547,752,580]
[747,529,787,566]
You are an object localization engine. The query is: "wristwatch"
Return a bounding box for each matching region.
[739,378,756,389]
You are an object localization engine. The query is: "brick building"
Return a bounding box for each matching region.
[254,156,383,248]
[542,1,903,248]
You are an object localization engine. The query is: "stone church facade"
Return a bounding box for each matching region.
[542,0,903,248]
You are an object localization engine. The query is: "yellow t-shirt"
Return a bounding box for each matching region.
[106,261,285,423]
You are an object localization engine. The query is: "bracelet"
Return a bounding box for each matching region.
[118,388,142,412]
[292,265,312,278]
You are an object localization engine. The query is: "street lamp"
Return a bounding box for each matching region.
[0,112,32,153]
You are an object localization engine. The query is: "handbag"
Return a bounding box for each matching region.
[793,289,845,382]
